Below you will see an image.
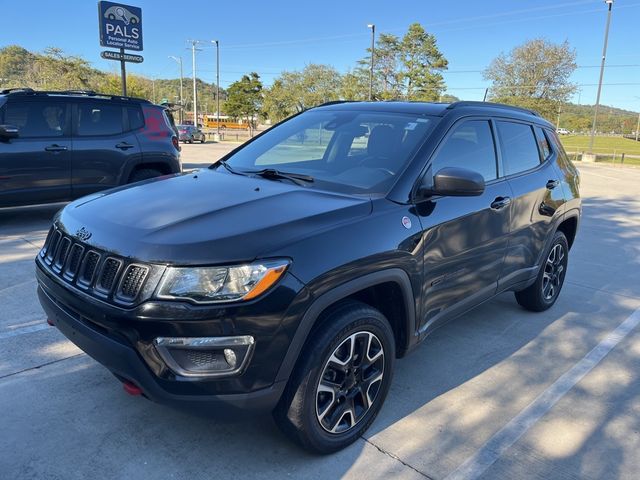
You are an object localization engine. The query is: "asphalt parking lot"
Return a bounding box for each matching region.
[1,145,639,479]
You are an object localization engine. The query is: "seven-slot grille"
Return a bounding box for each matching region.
[39,226,150,305]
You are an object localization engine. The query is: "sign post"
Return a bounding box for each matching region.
[98,1,143,96]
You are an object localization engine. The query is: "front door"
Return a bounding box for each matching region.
[0,98,71,207]
[415,119,512,335]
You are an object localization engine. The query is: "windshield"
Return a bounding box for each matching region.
[219,109,438,194]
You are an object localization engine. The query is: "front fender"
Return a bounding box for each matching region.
[274,268,417,384]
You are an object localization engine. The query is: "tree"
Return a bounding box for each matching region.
[440,94,460,103]
[484,39,577,120]
[400,23,448,101]
[262,65,341,122]
[356,23,448,101]
[225,72,263,134]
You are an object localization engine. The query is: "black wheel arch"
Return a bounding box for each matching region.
[274,268,417,385]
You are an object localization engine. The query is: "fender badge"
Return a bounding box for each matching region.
[401,216,412,229]
[75,227,92,241]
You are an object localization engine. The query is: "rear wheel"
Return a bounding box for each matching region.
[201,135,206,144]
[274,301,395,453]
[515,230,569,312]
[128,168,163,183]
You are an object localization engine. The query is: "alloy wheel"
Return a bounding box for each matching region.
[315,331,385,434]
[542,243,566,301]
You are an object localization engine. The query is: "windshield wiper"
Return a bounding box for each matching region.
[214,159,247,176]
[247,168,314,187]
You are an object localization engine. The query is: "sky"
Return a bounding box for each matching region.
[0,0,638,111]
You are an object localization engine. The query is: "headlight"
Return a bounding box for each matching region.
[156,260,289,303]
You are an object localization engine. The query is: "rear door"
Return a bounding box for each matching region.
[71,100,142,198]
[0,97,71,207]
[416,119,512,334]
[496,120,566,289]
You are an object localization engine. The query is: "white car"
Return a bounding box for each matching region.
[104,6,139,25]
[556,128,570,135]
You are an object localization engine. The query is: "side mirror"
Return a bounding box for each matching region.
[418,167,485,198]
[0,124,19,140]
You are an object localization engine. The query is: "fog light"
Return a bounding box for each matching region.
[153,336,254,378]
[223,348,237,368]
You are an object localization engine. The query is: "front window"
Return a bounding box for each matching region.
[220,109,438,194]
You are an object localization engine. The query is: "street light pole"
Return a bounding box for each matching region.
[367,24,375,101]
[588,0,614,154]
[169,56,184,124]
[212,40,220,138]
[190,40,200,127]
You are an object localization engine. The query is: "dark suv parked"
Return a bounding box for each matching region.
[0,89,181,208]
[36,101,580,453]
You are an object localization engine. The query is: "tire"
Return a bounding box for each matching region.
[274,300,395,454]
[515,230,569,312]
[128,168,163,183]
[189,136,194,144]
[201,135,206,144]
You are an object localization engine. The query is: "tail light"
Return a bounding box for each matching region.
[172,135,180,151]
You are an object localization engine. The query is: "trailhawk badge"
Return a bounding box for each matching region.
[75,227,92,241]
[401,216,412,229]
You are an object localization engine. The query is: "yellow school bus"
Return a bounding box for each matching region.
[203,115,249,130]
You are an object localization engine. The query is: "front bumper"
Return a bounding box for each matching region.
[38,284,286,411]
[35,260,308,411]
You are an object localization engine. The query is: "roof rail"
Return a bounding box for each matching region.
[446,101,540,117]
[314,100,357,108]
[0,87,35,94]
[0,89,150,103]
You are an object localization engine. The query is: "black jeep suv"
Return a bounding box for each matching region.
[0,89,181,208]
[36,101,580,453]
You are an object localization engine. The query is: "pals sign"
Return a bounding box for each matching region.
[98,1,143,51]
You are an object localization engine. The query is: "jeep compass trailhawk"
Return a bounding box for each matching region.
[36,101,580,453]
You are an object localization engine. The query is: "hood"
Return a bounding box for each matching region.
[58,169,372,264]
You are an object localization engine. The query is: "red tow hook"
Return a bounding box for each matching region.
[47,318,55,326]
[122,380,143,396]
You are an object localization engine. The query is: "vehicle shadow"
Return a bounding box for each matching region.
[0,203,63,238]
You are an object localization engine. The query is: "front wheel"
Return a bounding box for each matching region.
[274,301,395,453]
[515,230,569,311]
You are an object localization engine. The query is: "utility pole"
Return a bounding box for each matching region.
[635,112,640,142]
[169,56,184,124]
[367,24,375,101]
[588,0,614,154]
[556,104,562,129]
[190,40,202,126]
[212,40,220,138]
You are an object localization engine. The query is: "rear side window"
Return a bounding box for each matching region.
[128,106,145,130]
[77,103,123,136]
[431,120,498,181]
[496,121,540,175]
[534,126,551,160]
[3,101,67,138]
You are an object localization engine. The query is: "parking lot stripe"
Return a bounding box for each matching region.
[0,323,49,340]
[444,306,640,480]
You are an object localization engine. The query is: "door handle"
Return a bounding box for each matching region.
[44,144,68,152]
[490,196,512,210]
[546,179,560,190]
[115,142,134,150]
